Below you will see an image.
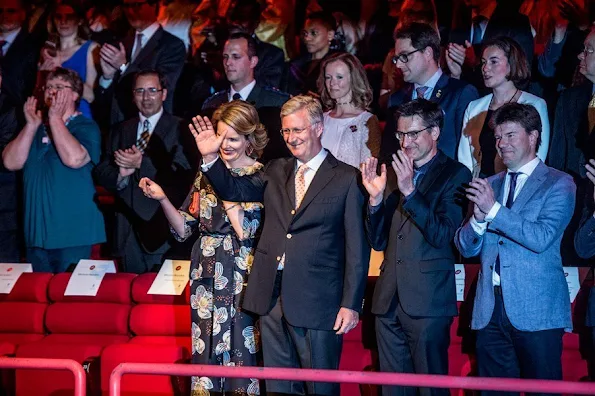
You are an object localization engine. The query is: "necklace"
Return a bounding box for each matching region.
[490,88,519,109]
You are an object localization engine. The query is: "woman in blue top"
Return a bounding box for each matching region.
[2,68,106,273]
[39,1,99,120]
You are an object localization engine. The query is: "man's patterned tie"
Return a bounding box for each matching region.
[278,164,310,270]
[136,119,150,154]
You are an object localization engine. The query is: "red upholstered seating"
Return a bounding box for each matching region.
[15,273,135,396]
[100,273,191,396]
[0,273,52,354]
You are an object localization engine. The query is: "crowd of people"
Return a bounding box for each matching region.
[2,0,595,395]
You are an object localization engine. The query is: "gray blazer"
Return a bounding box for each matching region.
[455,161,575,332]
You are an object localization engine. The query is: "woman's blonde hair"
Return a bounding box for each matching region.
[317,52,373,111]
[212,100,269,158]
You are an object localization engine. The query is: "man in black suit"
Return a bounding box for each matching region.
[95,0,186,128]
[228,0,285,88]
[94,70,193,274]
[195,95,370,395]
[0,0,40,107]
[382,23,479,163]
[202,32,291,162]
[448,0,534,92]
[549,29,595,267]
[362,99,471,396]
[0,65,20,263]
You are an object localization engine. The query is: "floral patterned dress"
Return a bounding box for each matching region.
[171,164,263,396]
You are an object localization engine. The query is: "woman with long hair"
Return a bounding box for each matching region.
[317,52,381,167]
[39,0,99,119]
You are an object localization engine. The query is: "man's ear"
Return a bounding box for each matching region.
[250,55,259,69]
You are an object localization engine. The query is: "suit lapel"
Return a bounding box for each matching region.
[123,33,135,63]
[404,84,414,101]
[124,28,163,75]
[509,162,548,211]
[149,113,172,146]
[429,73,449,103]
[493,172,506,204]
[296,155,337,214]
[246,84,261,107]
[123,118,140,148]
[284,158,297,208]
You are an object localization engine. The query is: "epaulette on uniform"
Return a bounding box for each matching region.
[262,86,290,98]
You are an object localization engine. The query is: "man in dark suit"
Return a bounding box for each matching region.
[195,95,370,395]
[382,23,478,163]
[448,0,534,92]
[0,65,20,263]
[228,0,285,88]
[549,30,595,267]
[95,0,186,128]
[456,103,575,395]
[362,99,471,396]
[94,70,194,274]
[574,158,595,381]
[0,0,40,107]
[202,32,291,162]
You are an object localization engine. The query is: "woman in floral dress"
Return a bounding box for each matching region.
[139,101,269,396]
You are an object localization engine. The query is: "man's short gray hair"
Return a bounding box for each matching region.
[280,95,324,126]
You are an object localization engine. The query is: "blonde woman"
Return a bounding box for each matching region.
[317,52,381,168]
[140,101,268,396]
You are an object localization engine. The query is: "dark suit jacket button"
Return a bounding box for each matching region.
[498,241,504,245]
[396,259,402,264]
[397,234,404,240]
[489,265,493,270]
[473,238,478,244]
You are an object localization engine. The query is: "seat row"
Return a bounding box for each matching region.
[0,268,590,396]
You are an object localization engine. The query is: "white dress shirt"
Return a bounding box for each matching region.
[470,156,541,286]
[229,80,256,102]
[412,68,443,100]
[137,108,163,140]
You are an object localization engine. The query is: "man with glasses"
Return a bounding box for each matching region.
[381,22,478,164]
[95,0,185,128]
[94,70,194,273]
[456,103,574,394]
[0,0,40,106]
[196,95,370,396]
[361,99,471,396]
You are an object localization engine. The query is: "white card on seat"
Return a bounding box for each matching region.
[563,266,580,303]
[0,263,33,294]
[148,259,190,295]
[64,260,116,296]
[454,264,465,302]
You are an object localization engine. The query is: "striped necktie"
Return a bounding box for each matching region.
[136,119,150,153]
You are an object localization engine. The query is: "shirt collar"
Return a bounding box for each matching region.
[296,148,328,172]
[509,156,540,177]
[415,151,438,174]
[415,68,443,91]
[230,79,256,101]
[0,27,21,45]
[139,107,164,134]
[137,22,160,41]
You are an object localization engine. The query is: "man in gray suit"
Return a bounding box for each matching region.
[455,103,575,395]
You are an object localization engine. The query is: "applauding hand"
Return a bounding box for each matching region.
[189,115,225,163]
[391,150,415,197]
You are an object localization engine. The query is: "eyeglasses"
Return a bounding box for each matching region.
[133,87,164,97]
[43,84,73,92]
[122,1,148,9]
[392,48,422,64]
[280,122,318,137]
[395,126,431,141]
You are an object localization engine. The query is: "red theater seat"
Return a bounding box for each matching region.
[100,273,191,396]
[15,273,135,396]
